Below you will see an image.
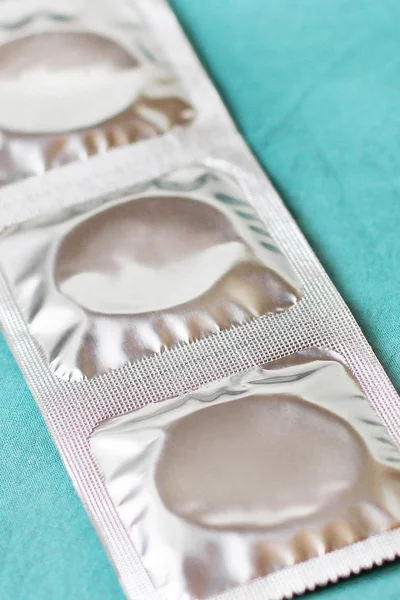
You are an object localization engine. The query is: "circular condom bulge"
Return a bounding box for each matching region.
[55,196,246,315]
[0,31,139,134]
[154,395,368,530]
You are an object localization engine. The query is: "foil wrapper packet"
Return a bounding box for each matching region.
[0,1,399,600]
[0,0,194,186]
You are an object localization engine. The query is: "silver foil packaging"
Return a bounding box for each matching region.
[91,348,400,599]
[0,0,194,186]
[0,1,399,600]
[0,165,301,380]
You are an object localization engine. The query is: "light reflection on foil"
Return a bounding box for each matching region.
[0,165,302,380]
[91,349,400,600]
[0,11,194,185]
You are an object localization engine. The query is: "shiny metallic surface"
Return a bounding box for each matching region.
[0,6,194,185]
[91,349,400,600]
[0,165,301,380]
[0,1,399,599]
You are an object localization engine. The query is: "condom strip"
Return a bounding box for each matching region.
[0,1,399,600]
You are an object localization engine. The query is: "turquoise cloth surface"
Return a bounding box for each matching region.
[1,0,400,598]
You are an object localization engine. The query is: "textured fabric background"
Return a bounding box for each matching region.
[1,0,400,598]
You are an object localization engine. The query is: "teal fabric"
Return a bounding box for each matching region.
[1,0,400,598]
